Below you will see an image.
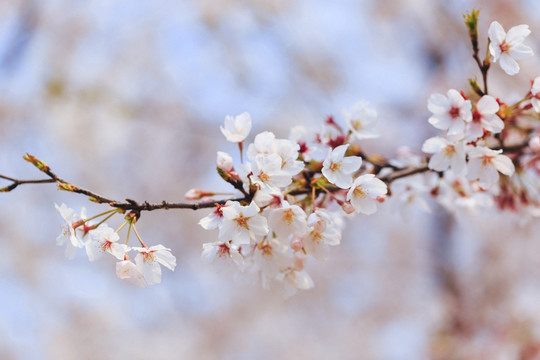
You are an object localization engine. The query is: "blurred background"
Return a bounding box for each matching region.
[1,0,540,359]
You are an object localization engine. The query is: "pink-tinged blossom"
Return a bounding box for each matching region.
[466,95,504,141]
[303,210,341,260]
[85,224,128,261]
[422,137,467,176]
[116,260,147,288]
[343,100,379,140]
[201,240,244,271]
[220,112,252,143]
[199,204,225,230]
[467,146,515,188]
[488,21,533,76]
[219,201,268,245]
[267,201,308,237]
[427,89,472,136]
[322,144,362,189]
[55,203,84,259]
[346,174,388,215]
[132,245,177,285]
[216,151,234,171]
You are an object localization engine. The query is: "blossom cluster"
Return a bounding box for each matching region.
[51,15,540,294]
[197,104,390,295]
[55,203,176,288]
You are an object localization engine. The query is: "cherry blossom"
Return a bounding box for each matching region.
[488,21,533,75]
[220,112,252,143]
[303,210,342,260]
[467,146,515,188]
[132,245,177,285]
[219,201,268,245]
[201,240,244,270]
[422,137,467,176]
[321,144,362,189]
[55,203,84,259]
[85,224,128,261]
[267,201,308,237]
[346,174,388,215]
[427,89,472,136]
[466,95,504,141]
[116,260,147,288]
[249,153,293,192]
[343,100,379,140]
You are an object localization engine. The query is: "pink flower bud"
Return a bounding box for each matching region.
[341,202,355,214]
[185,188,202,200]
[293,252,307,270]
[290,237,304,251]
[185,189,214,200]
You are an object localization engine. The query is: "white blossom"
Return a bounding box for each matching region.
[466,95,504,141]
[199,205,224,230]
[201,240,244,271]
[55,203,84,259]
[250,153,292,191]
[85,224,128,261]
[267,201,308,237]
[427,89,472,136]
[132,245,177,286]
[220,112,252,143]
[303,210,342,260]
[488,21,533,76]
[116,260,147,288]
[343,100,379,140]
[219,201,268,245]
[346,174,388,215]
[422,137,467,176]
[467,146,515,188]
[321,144,362,189]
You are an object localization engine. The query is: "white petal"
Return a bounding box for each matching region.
[422,137,446,154]
[488,21,506,45]
[509,43,534,60]
[506,24,530,43]
[427,93,450,114]
[499,53,519,75]
[477,95,499,115]
[493,155,515,176]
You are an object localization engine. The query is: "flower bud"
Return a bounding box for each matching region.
[341,202,355,214]
[184,188,213,200]
[293,252,307,270]
[216,151,234,171]
[290,237,304,252]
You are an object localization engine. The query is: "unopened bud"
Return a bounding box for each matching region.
[341,202,355,214]
[23,153,50,172]
[293,252,307,270]
[216,151,234,172]
[57,183,78,192]
[290,237,304,252]
[185,188,214,200]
